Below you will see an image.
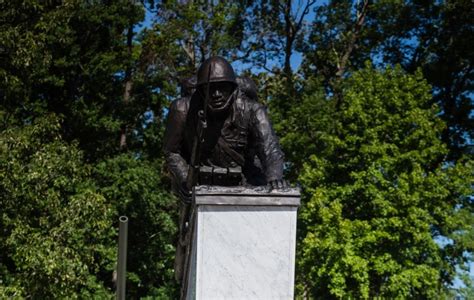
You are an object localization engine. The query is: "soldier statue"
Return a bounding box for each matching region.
[163,56,288,284]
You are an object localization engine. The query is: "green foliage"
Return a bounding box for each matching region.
[94,154,179,298]
[0,1,179,297]
[269,75,334,181]
[290,65,473,298]
[300,0,473,159]
[0,115,115,298]
[0,0,144,160]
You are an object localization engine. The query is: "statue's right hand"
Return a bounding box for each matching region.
[268,179,290,191]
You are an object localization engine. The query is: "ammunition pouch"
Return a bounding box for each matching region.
[199,165,242,186]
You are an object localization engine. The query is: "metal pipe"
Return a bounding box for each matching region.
[117,216,128,300]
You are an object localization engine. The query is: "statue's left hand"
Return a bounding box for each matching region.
[268,179,289,191]
[178,182,192,204]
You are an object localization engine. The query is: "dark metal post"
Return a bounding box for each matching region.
[117,216,128,300]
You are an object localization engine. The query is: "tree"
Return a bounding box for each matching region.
[0,115,115,298]
[300,1,371,94]
[300,0,473,159]
[0,2,180,297]
[0,0,143,161]
[421,1,473,160]
[94,154,179,298]
[149,0,249,71]
[291,64,473,298]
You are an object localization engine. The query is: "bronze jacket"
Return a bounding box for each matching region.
[163,89,284,186]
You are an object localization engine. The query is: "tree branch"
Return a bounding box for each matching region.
[296,0,316,31]
[335,0,369,78]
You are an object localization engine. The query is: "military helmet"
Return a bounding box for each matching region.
[196,56,236,86]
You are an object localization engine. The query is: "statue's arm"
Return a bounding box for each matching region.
[251,104,285,183]
[163,99,189,185]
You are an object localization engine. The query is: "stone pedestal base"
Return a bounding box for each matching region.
[185,186,300,300]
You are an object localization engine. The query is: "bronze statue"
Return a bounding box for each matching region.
[163,56,288,283]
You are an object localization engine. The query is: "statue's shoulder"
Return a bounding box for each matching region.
[169,96,191,113]
[233,91,268,128]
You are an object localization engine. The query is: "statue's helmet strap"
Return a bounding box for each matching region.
[197,56,236,86]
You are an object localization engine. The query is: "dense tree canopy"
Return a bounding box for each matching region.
[1,0,472,298]
[0,115,115,298]
[293,65,472,298]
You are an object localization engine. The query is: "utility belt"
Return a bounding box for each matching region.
[198,165,242,186]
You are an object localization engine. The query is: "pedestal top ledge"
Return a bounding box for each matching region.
[193,185,300,206]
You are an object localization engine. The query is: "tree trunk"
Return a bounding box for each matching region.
[334,0,369,109]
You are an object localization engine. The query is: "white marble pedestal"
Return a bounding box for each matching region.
[184,185,300,300]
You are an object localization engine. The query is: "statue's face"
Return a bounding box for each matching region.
[209,82,234,108]
[204,81,235,113]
